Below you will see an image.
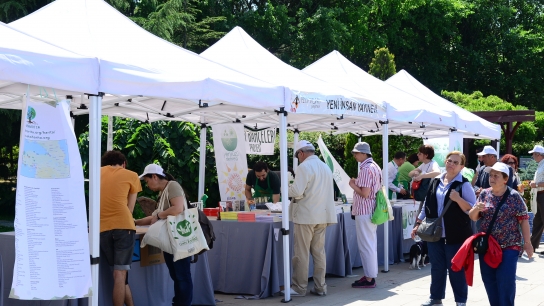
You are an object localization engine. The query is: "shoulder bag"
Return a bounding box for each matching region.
[416,180,462,242]
[413,162,433,201]
[472,187,511,254]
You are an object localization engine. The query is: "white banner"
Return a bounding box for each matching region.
[424,137,449,168]
[11,98,92,300]
[288,92,385,120]
[317,136,352,201]
[212,124,248,201]
[401,204,419,239]
[449,131,463,152]
[245,127,276,155]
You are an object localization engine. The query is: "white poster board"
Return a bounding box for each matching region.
[317,136,352,201]
[11,98,92,300]
[245,127,276,155]
[424,137,449,167]
[289,93,385,120]
[449,132,463,152]
[401,204,419,239]
[212,124,248,201]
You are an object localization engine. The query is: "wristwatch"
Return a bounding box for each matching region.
[415,221,422,226]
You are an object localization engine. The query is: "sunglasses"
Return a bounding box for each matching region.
[507,161,516,165]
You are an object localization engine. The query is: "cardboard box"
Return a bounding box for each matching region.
[138,233,165,267]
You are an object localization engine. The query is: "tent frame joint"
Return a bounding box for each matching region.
[280,228,289,235]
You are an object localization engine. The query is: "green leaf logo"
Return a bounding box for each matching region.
[221,126,238,151]
[27,107,36,123]
[176,220,192,237]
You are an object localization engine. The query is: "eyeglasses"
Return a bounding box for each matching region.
[446,159,460,166]
[507,161,516,166]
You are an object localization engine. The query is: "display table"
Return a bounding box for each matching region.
[207,208,409,298]
[0,232,216,306]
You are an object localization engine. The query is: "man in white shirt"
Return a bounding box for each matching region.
[529,145,544,253]
[387,151,407,199]
[284,140,336,297]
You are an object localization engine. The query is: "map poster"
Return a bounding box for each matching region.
[212,124,248,201]
[317,136,352,201]
[11,98,92,300]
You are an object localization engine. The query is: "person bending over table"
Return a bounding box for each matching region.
[135,164,193,306]
[245,161,280,204]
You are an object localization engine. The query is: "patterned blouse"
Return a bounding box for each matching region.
[477,188,529,251]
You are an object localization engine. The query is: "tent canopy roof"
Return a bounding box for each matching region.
[8,0,286,109]
[0,22,99,95]
[386,70,501,140]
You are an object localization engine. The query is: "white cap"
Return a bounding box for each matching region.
[139,164,165,179]
[484,162,509,177]
[296,140,315,152]
[477,145,498,156]
[528,145,544,154]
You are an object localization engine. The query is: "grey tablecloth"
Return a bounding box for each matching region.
[0,232,215,306]
[208,212,348,298]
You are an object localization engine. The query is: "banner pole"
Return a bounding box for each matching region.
[198,121,207,200]
[382,121,389,273]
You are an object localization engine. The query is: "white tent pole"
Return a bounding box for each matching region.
[496,141,500,157]
[88,93,103,306]
[198,121,207,200]
[382,121,389,272]
[279,108,291,302]
[107,115,113,151]
[293,129,299,173]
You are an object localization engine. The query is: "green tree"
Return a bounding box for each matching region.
[368,47,397,81]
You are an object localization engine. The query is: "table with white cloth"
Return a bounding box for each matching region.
[0,232,216,306]
[207,207,410,298]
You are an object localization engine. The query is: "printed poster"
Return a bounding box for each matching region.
[317,136,352,201]
[11,98,92,300]
[401,204,419,239]
[212,124,248,201]
[245,127,276,155]
[449,131,463,152]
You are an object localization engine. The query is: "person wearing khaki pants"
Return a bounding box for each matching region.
[285,140,336,297]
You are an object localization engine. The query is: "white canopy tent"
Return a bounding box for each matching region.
[386,70,501,140]
[5,1,302,305]
[201,26,390,301]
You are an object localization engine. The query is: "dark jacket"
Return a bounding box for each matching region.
[424,177,472,245]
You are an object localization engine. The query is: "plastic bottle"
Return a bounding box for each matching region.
[392,191,397,202]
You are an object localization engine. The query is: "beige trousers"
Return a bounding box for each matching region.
[291,223,328,295]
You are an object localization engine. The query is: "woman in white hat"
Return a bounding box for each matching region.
[135,164,192,306]
[469,162,533,306]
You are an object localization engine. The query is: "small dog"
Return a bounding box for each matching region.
[409,241,428,270]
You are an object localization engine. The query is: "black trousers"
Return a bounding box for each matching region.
[530,193,544,250]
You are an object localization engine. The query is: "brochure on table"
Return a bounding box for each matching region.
[11,98,92,300]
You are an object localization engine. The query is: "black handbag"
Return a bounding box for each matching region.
[472,187,511,254]
[416,180,461,242]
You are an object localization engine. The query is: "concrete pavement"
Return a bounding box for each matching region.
[212,253,544,305]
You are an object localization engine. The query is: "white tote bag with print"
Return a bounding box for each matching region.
[167,202,209,261]
[141,183,176,254]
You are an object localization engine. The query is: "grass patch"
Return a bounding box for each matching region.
[0,225,14,232]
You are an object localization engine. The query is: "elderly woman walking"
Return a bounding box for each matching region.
[469,162,533,306]
[411,151,476,306]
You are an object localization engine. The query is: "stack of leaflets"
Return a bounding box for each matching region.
[237,212,256,222]
[255,213,282,223]
[220,211,238,221]
[265,202,282,212]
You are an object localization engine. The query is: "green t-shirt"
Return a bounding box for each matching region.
[397,161,415,185]
[245,170,281,194]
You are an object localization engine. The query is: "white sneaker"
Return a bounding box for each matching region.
[280,288,302,296]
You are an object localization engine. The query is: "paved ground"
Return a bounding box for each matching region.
[212,252,544,306]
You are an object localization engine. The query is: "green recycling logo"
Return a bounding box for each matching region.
[221,126,238,151]
[176,220,192,237]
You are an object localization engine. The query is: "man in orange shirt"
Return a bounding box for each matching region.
[100,151,142,306]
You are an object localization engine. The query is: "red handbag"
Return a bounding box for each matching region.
[412,180,421,190]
